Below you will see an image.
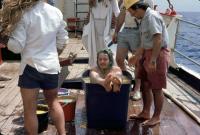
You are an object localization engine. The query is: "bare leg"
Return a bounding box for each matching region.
[116,47,128,71]
[43,89,65,135]
[130,81,152,120]
[104,74,112,92]
[20,88,39,135]
[144,89,163,126]
[140,82,152,118]
[112,76,122,92]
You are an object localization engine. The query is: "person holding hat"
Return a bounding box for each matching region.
[125,0,170,126]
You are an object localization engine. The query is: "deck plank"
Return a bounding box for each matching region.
[0,38,200,135]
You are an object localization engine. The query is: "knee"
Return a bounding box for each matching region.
[48,98,62,111]
[152,89,163,94]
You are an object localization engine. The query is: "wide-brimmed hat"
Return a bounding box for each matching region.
[124,0,139,9]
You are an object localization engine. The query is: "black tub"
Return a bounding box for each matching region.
[82,70,133,130]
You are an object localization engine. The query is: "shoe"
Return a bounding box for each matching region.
[130,91,141,101]
[0,84,5,88]
[0,75,11,81]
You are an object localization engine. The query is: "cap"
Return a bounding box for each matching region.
[124,0,139,9]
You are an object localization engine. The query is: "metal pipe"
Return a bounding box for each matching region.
[176,34,200,47]
[174,49,200,67]
[179,19,200,28]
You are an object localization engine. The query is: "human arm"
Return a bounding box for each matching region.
[148,33,162,72]
[90,68,112,92]
[148,16,163,72]
[6,18,27,54]
[56,11,69,55]
[90,69,105,86]
[128,48,144,66]
[112,7,126,43]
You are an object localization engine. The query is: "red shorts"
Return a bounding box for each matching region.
[137,48,170,89]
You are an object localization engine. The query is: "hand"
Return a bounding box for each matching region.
[68,52,77,63]
[112,32,117,44]
[59,52,77,67]
[0,43,6,48]
[148,60,156,73]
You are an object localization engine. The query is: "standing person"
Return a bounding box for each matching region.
[0,0,68,134]
[125,0,170,126]
[82,0,120,67]
[112,0,154,100]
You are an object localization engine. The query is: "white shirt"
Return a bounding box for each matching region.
[7,1,69,75]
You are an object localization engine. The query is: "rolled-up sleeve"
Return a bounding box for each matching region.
[7,19,26,54]
[56,11,69,50]
[149,16,162,35]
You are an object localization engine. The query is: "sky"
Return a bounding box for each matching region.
[155,0,200,12]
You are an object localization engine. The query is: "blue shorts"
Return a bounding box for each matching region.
[117,27,140,51]
[18,65,58,90]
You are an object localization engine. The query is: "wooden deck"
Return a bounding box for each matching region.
[0,38,200,135]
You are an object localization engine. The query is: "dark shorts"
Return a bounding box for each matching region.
[18,65,58,90]
[137,48,170,89]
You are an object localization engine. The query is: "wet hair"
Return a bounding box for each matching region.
[0,0,39,37]
[130,1,149,10]
[97,48,114,69]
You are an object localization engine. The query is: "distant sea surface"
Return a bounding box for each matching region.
[175,12,200,76]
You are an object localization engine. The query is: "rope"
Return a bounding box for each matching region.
[166,0,174,11]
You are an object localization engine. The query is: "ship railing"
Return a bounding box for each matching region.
[162,14,200,69]
[174,19,200,68]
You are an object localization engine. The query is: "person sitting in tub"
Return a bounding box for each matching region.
[90,49,122,92]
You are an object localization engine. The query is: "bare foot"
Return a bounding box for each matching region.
[129,112,150,120]
[112,76,122,92]
[104,74,112,92]
[142,117,160,127]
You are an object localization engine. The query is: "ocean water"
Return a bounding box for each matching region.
[175,12,200,75]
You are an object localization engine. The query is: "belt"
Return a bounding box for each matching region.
[124,27,138,29]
